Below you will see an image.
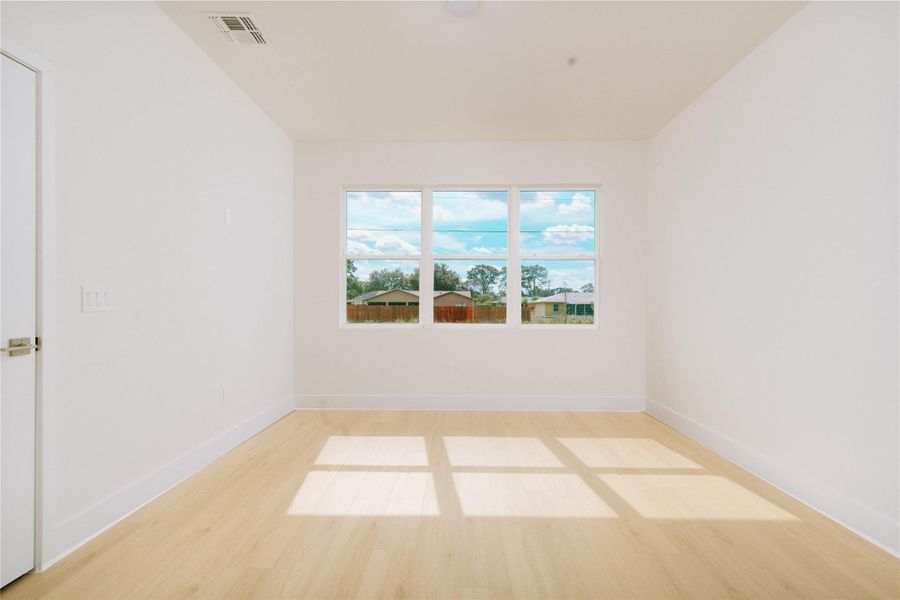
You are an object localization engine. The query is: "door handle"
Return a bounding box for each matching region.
[0,337,39,357]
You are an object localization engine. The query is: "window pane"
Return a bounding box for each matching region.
[433,260,507,324]
[433,190,508,255]
[520,190,595,256]
[521,260,595,325]
[346,259,419,323]
[346,191,421,256]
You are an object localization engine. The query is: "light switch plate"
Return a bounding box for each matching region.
[82,285,114,312]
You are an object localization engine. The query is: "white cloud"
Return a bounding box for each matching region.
[434,198,507,221]
[347,192,421,229]
[521,192,555,212]
[471,246,494,254]
[473,199,508,220]
[433,232,469,253]
[347,229,419,255]
[433,205,457,222]
[547,268,593,288]
[558,193,593,215]
[542,224,594,244]
[374,235,418,255]
[347,239,380,255]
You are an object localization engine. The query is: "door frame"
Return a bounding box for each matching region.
[1,38,56,573]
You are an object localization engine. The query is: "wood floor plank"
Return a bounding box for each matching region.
[3,411,897,599]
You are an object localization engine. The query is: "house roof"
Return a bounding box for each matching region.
[528,292,594,305]
[431,290,472,299]
[348,290,389,303]
[349,289,473,303]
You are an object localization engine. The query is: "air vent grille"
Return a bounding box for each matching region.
[207,14,270,46]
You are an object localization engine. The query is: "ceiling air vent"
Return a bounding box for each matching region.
[207,14,269,46]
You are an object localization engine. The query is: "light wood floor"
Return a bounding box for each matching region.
[4,411,898,599]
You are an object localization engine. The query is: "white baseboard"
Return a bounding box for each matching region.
[646,399,899,557]
[42,396,293,570]
[295,394,645,411]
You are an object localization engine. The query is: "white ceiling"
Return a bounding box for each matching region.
[161,1,803,141]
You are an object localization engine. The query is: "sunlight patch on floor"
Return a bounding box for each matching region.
[289,471,439,516]
[599,474,798,520]
[314,436,428,466]
[452,473,617,518]
[558,437,702,469]
[443,436,564,468]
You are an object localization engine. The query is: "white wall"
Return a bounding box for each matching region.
[647,2,898,553]
[294,142,646,408]
[2,2,294,563]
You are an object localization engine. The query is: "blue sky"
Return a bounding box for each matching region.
[520,190,595,256]
[346,191,421,255]
[346,189,595,256]
[433,191,508,254]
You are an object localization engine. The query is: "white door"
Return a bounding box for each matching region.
[1,52,38,588]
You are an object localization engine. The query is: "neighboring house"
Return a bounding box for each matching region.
[433,290,475,307]
[349,289,474,307]
[527,292,594,318]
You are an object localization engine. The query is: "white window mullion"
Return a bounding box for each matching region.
[508,187,522,326]
[421,188,434,326]
[519,254,596,261]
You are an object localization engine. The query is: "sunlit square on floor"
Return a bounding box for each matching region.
[558,437,702,469]
[599,474,797,520]
[452,473,617,518]
[289,471,439,516]
[313,436,428,466]
[443,436,563,468]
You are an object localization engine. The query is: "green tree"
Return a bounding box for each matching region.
[466,264,501,296]
[580,283,594,293]
[475,293,494,305]
[498,266,507,293]
[366,268,412,291]
[346,260,364,301]
[521,264,549,297]
[433,262,463,291]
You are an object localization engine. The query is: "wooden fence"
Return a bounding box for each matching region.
[346,305,419,323]
[345,304,571,324]
[347,304,512,323]
[433,305,507,324]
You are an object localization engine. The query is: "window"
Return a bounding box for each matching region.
[343,187,598,327]
[345,191,421,324]
[520,191,596,325]
[432,190,508,324]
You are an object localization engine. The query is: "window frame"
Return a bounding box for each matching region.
[340,185,601,330]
